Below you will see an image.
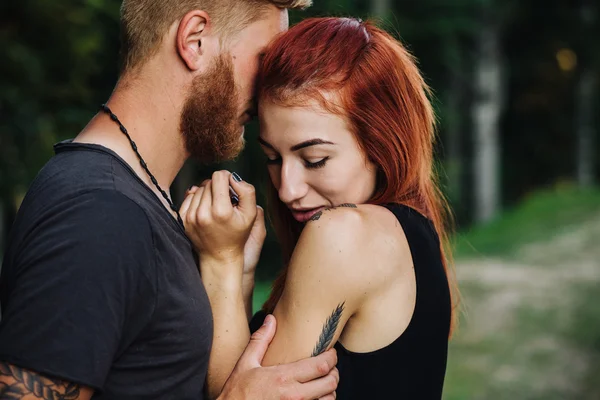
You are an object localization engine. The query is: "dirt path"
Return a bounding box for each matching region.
[445,213,600,400]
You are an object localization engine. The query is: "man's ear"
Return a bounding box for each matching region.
[176,10,210,71]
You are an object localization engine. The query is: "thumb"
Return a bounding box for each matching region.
[252,206,266,236]
[238,314,276,368]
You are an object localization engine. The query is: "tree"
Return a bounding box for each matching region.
[471,5,505,223]
[576,0,597,188]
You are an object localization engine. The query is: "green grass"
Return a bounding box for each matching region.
[444,186,600,399]
[454,186,600,258]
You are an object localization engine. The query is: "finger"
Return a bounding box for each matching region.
[198,180,213,221]
[184,186,205,225]
[318,394,336,400]
[254,205,267,238]
[186,185,199,196]
[211,171,233,219]
[295,369,339,400]
[291,348,337,383]
[237,314,276,369]
[229,172,257,216]
[180,191,195,219]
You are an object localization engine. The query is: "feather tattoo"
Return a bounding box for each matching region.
[311,302,346,356]
[308,203,357,222]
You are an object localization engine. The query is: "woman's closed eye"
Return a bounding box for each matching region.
[304,156,329,169]
[265,156,330,169]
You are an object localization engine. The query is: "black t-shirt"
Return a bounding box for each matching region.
[0,141,213,399]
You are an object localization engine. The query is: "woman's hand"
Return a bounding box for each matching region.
[180,171,258,277]
[243,205,266,277]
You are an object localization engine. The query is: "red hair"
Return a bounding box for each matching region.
[257,17,458,332]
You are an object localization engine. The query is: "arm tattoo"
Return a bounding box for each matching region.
[309,203,357,222]
[311,302,346,356]
[0,362,80,400]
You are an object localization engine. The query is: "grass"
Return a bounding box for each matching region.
[445,186,600,399]
[453,186,600,258]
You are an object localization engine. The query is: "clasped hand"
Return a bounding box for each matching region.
[180,171,266,280]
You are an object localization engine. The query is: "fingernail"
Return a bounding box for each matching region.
[263,314,273,327]
[232,172,242,182]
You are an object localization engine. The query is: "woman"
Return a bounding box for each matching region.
[183,17,457,399]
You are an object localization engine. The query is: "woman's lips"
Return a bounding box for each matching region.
[290,207,325,223]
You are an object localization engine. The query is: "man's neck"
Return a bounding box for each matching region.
[75,69,188,212]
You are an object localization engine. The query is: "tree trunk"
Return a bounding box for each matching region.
[576,2,597,188]
[576,69,596,187]
[472,22,504,223]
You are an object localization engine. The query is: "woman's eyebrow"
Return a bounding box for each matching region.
[258,137,335,151]
[290,139,335,151]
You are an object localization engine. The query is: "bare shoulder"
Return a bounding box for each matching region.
[301,203,407,248]
[293,203,411,282]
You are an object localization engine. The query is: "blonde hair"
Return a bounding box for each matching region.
[119,0,311,72]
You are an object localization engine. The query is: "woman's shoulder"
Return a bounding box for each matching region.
[294,203,412,280]
[299,203,407,244]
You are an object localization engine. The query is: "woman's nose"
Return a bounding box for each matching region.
[278,163,309,205]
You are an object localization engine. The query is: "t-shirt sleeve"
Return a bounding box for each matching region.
[0,190,157,390]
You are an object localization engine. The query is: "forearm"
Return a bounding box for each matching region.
[242,273,255,321]
[200,260,251,399]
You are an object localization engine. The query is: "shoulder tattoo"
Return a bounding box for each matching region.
[309,204,357,222]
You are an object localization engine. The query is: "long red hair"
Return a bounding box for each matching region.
[257,17,458,332]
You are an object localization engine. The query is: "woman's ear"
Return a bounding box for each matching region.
[176,10,210,71]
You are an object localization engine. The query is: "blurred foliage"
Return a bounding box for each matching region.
[1,0,599,274]
[2,0,599,228]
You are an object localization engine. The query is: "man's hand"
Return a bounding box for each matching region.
[219,315,339,400]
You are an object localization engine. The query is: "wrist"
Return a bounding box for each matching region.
[201,258,243,289]
[199,249,244,267]
[202,269,243,292]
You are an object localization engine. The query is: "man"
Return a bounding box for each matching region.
[0,0,338,399]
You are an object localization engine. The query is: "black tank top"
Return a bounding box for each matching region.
[251,204,451,399]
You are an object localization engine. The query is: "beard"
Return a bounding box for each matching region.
[180,55,244,164]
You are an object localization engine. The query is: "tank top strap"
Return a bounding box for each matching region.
[381,203,440,250]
